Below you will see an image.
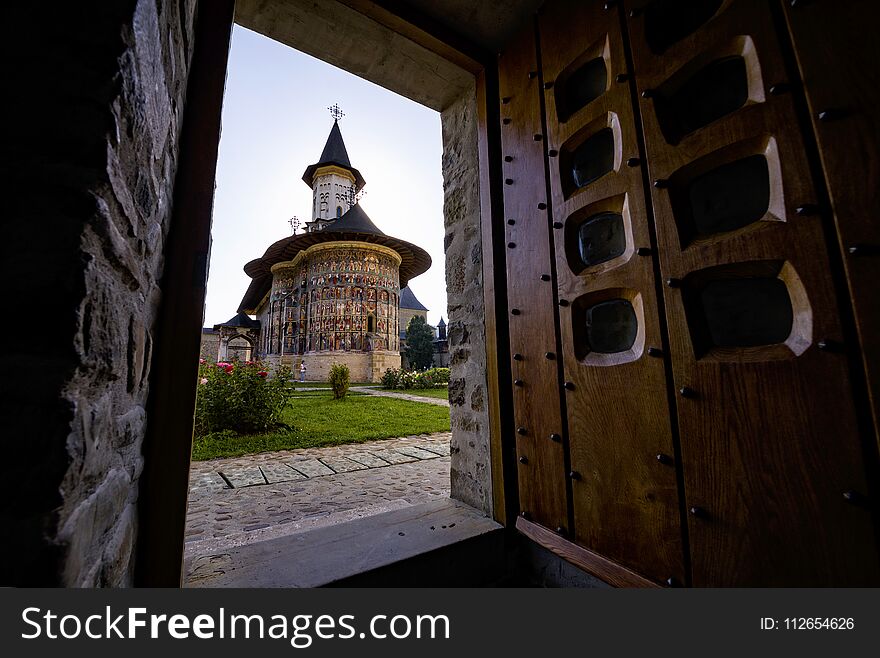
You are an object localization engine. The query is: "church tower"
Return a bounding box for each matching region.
[238,106,431,382]
[301,105,366,233]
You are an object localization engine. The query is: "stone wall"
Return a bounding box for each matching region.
[296,351,401,383]
[440,87,494,516]
[1,1,197,586]
[399,307,428,336]
[200,330,220,362]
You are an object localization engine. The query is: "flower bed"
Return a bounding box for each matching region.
[380,367,450,390]
[194,360,295,436]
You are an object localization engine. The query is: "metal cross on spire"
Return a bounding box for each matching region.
[328,103,345,121]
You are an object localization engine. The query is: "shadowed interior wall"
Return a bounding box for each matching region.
[1,0,197,586]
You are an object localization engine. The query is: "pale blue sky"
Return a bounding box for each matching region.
[205,25,446,327]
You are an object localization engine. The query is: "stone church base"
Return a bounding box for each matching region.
[282,351,401,383]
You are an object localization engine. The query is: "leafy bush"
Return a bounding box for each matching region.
[329,363,350,399]
[380,367,450,390]
[380,368,400,389]
[194,360,295,436]
[422,367,450,385]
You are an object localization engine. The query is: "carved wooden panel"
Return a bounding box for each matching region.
[498,24,568,532]
[782,0,880,452]
[625,0,880,585]
[538,0,685,585]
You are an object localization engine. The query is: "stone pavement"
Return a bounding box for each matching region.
[184,432,451,570]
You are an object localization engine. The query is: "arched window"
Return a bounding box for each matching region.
[336,206,342,218]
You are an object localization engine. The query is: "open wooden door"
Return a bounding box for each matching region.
[499,0,880,586]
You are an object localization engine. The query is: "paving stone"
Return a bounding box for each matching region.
[321,457,367,473]
[416,443,450,456]
[286,459,334,478]
[393,446,441,460]
[371,449,418,464]
[345,452,392,468]
[219,467,265,488]
[260,463,307,484]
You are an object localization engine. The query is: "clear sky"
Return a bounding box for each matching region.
[204,25,446,328]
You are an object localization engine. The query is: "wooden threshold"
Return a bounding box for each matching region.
[515,516,662,588]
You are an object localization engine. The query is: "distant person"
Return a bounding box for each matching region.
[300,361,307,382]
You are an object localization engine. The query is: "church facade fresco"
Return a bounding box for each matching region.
[234,112,432,382]
[259,243,401,367]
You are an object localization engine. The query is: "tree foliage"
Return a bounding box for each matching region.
[404,315,435,370]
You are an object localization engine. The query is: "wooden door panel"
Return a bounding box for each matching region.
[498,24,568,532]
[625,0,880,585]
[782,0,880,452]
[538,0,685,584]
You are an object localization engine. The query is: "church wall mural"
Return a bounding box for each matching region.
[263,244,400,358]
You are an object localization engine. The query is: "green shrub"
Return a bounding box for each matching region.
[380,367,450,390]
[380,368,400,389]
[329,363,350,399]
[422,367,450,385]
[194,360,295,436]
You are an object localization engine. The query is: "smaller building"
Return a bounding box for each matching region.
[433,317,449,368]
[199,328,219,363]
[199,312,261,363]
[398,285,449,369]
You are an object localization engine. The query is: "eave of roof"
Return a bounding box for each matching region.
[237,225,431,313]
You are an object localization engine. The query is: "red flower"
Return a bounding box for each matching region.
[199,358,206,365]
[258,371,268,378]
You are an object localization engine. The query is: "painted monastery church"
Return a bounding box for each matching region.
[201,114,448,381]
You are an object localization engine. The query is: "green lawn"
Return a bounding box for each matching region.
[392,387,449,400]
[293,381,375,388]
[192,392,450,461]
[289,389,367,398]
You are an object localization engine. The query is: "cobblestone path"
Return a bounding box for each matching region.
[184,432,451,561]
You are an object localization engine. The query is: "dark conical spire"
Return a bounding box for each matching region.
[302,119,366,190]
[318,120,352,167]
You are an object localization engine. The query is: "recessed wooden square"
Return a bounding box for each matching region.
[585,299,638,354]
[557,57,607,122]
[686,154,770,237]
[644,0,723,54]
[570,128,614,189]
[577,212,626,268]
[656,56,748,141]
[680,261,810,360]
[699,278,793,348]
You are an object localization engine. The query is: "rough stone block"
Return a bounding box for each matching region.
[346,452,393,468]
[393,446,441,460]
[286,459,335,478]
[260,463,307,484]
[321,457,368,474]
[219,467,265,488]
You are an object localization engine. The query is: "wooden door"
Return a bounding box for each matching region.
[498,0,879,587]
[537,0,686,585]
[781,0,880,451]
[498,24,569,534]
[624,0,879,585]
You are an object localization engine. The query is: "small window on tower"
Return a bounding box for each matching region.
[336,206,343,218]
